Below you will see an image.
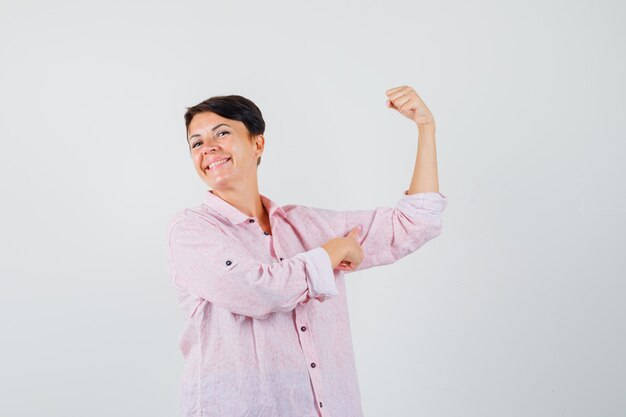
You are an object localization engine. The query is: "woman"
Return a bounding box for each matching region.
[166,86,448,417]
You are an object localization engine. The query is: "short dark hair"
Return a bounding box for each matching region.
[184,95,265,167]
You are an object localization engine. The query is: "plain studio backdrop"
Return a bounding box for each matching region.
[1,0,624,416]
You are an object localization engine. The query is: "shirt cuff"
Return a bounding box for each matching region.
[396,190,448,218]
[295,246,339,302]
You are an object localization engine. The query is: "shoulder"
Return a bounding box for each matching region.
[280,202,319,221]
[290,202,343,222]
[166,203,221,239]
[280,202,345,232]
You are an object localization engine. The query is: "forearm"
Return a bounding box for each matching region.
[406,124,440,194]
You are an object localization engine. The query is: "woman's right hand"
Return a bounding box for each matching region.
[321,226,364,272]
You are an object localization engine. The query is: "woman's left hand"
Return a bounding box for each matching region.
[385,85,436,129]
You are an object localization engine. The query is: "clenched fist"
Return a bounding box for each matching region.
[385,85,436,129]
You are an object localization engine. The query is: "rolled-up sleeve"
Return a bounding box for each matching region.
[309,191,448,273]
[167,212,338,320]
[295,246,339,302]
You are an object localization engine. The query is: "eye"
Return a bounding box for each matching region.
[190,131,229,149]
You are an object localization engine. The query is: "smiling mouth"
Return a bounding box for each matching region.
[206,157,232,171]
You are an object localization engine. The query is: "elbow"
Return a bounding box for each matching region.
[429,221,444,239]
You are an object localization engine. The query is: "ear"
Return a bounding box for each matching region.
[254,134,265,158]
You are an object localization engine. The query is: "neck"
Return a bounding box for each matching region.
[211,183,267,221]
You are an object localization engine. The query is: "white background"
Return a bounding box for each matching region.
[1,0,625,416]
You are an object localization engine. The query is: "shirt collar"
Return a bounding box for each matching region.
[203,189,286,225]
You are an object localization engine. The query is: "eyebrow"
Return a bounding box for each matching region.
[188,123,231,142]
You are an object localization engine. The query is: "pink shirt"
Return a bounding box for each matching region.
[166,189,448,417]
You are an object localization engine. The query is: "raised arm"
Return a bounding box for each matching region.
[308,86,447,273]
[385,85,439,195]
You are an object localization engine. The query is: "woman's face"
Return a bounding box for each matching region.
[187,112,263,190]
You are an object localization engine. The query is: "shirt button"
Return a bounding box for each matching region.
[310,362,316,368]
[263,231,269,235]
[319,402,323,408]
[300,326,306,331]
[279,257,284,261]
[248,219,255,223]
[225,260,232,266]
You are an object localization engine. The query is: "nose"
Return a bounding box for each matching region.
[200,140,219,154]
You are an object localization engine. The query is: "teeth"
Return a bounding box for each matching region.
[208,158,230,170]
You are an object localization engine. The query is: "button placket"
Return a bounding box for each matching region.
[226,216,329,410]
[294,304,327,416]
[248,218,273,236]
[269,231,282,262]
